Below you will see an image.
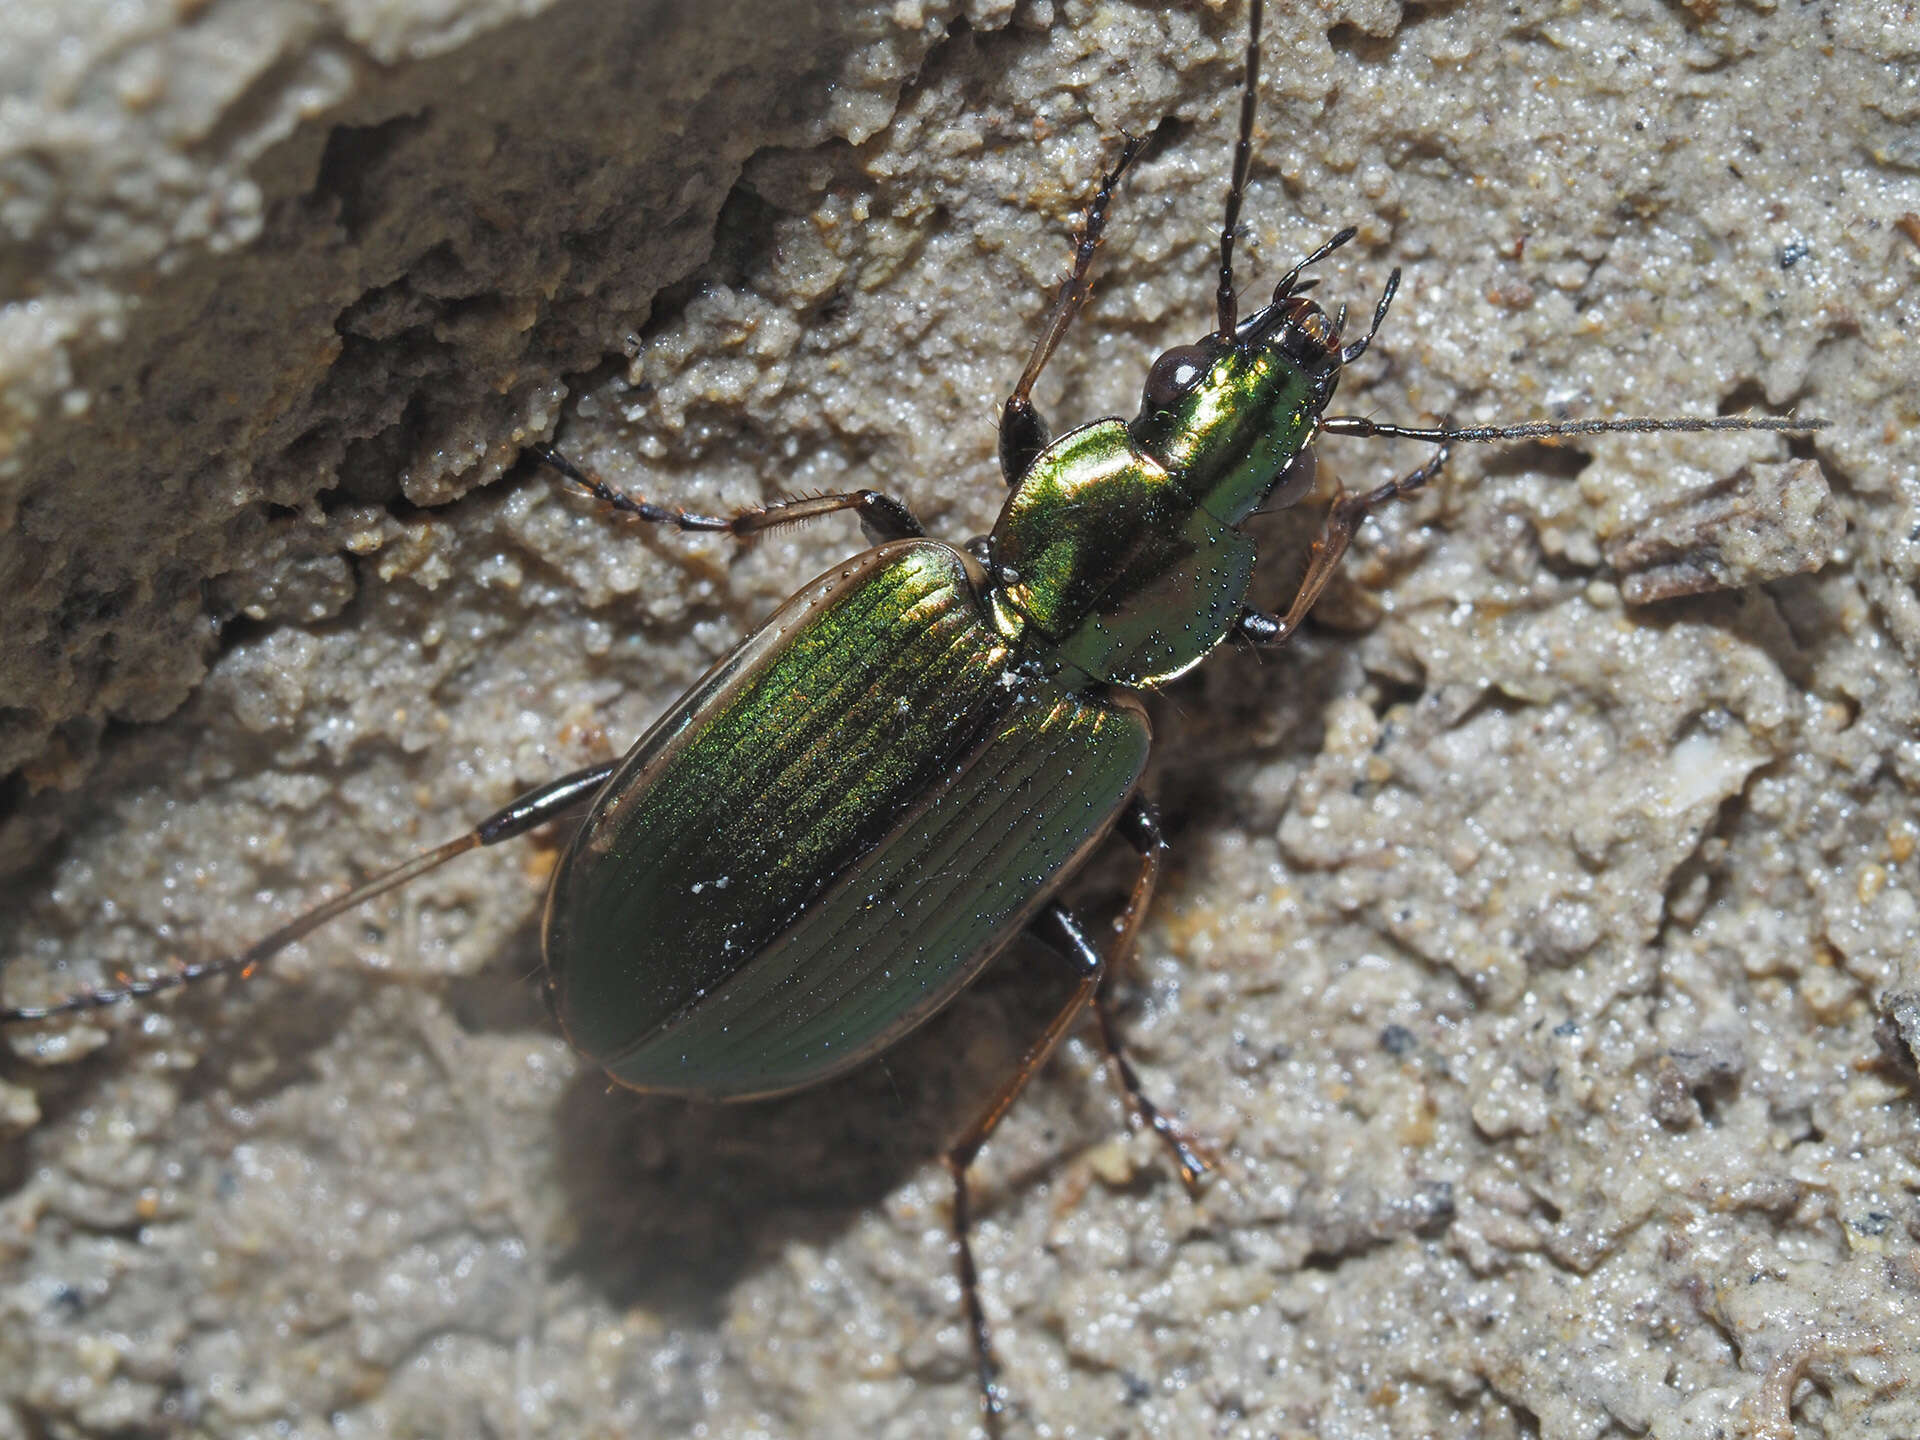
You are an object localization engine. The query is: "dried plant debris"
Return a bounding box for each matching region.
[1875,990,1920,1090]
[1603,459,1841,606]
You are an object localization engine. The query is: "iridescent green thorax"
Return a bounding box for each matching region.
[1129,344,1325,526]
[989,420,1255,688]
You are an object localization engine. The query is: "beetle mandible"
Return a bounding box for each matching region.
[2,0,1827,1430]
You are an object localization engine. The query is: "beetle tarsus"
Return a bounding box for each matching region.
[943,872,1158,1422]
[1355,437,1452,510]
[946,1152,1008,1436]
[532,441,734,531]
[1094,798,1218,1189]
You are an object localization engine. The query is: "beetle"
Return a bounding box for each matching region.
[1,0,1827,1431]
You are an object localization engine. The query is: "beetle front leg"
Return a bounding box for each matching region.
[531,443,925,546]
[1237,441,1451,648]
[998,136,1147,486]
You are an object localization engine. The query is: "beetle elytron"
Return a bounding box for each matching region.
[3,0,1823,1428]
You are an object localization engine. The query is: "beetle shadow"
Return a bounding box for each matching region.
[532,953,1074,1329]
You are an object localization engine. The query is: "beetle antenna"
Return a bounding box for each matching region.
[1216,0,1264,338]
[1320,413,1830,444]
[1,764,614,1024]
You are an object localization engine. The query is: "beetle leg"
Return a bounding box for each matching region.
[944,902,1108,1431]
[1,762,616,1024]
[943,806,1170,1429]
[1089,990,1215,1191]
[1089,797,1216,1192]
[999,135,1148,487]
[1235,441,1452,648]
[531,443,925,546]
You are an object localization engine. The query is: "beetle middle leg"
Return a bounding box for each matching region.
[944,806,1165,1429]
[530,442,926,546]
[1089,797,1215,1191]
[1234,441,1452,648]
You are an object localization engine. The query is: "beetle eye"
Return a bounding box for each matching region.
[1141,343,1214,413]
[1267,445,1316,510]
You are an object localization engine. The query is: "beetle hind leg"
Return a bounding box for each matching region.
[944,902,1106,1431]
[1,762,614,1025]
[942,795,1183,1429]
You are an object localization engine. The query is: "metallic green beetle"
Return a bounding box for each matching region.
[536,212,1373,1106]
[2,0,1823,1425]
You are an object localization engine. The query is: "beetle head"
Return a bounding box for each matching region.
[1126,287,1350,528]
[1127,231,1402,529]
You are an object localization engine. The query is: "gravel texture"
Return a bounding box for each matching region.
[3,1,1917,1437]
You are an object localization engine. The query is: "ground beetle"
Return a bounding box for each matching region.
[2,0,1824,1427]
